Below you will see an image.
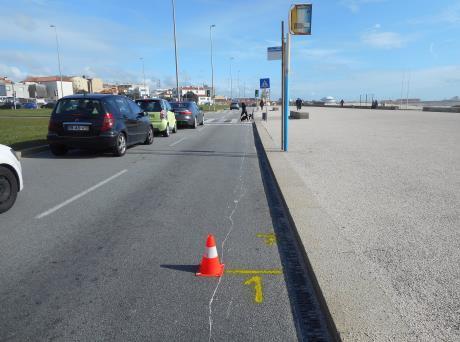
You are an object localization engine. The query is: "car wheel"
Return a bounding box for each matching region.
[144,126,154,145]
[0,166,18,214]
[192,117,197,129]
[173,122,178,133]
[114,133,127,157]
[163,124,171,137]
[200,116,204,125]
[50,144,68,156]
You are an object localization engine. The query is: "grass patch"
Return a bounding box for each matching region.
[199,104,228,112]
[0,108,52,117]
[0,117,49,150]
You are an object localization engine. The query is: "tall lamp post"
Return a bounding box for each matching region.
[50,25,64,99]
[229,57,234,99]
[209,24,216,106]
[171,0,180,101]
[140,57,146,96]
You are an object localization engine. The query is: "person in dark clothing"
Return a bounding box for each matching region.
[240,102,248,121]
[259,99,264,111]
[340,99,344,107]
[296,98,302,110]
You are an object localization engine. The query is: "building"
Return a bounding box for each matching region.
[177,86,212,105]
[70,76,89,93]
[23,76,74,99]
[88,78,103,93]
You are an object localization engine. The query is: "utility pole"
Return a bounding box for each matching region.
[171,0,180,101]
[50,25,64,98]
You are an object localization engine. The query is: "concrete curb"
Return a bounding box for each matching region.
[16,145,49,159]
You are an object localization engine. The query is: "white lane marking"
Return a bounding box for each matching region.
[169,137,187,147]
[36,169,128,219]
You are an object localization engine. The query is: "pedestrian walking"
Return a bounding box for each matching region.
[260,99,264,111]
[340,99,344,107]
[240,102,248,121]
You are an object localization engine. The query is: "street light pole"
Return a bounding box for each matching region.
[171,0,181,101]
[50,25,64,99]
[237,70,240,99]
[140,57,146,89]
[230,57,234,99]
[209,24,215,105]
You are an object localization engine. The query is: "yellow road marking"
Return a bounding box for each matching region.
[244,276,264,303]
[256,233,277,246]
[226,269,282,275]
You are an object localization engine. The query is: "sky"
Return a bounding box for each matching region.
[0,0,459,100]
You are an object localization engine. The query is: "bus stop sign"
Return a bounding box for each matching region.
[290,4,312,35]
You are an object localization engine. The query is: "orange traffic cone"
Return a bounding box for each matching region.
[196,234,225,277]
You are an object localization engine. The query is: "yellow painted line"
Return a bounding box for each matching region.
[256,233,277,246]
[226,269,282,275]
[244,276,264,303]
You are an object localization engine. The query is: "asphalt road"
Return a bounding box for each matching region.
[0,110,331,341]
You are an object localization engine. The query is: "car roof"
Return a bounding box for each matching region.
[60,94,117,100]
[135,98,162,102]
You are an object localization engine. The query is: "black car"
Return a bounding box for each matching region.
[47,94,154,157]
[170,101,204,128]
[0,101,22,109]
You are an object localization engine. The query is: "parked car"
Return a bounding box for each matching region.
[43,101,57,109]
[22,102,38,109]
[47,94,154,157]
[135,99,177,137]
[230,102,239,110]
[170,101,204,128]
[0,144,23,214]
[0,101,22,109]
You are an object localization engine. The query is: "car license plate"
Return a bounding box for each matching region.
[67,125,89,131]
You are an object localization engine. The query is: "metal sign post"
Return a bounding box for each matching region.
[282,3,312,152]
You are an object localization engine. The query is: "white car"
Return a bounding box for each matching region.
[0,144,23,213]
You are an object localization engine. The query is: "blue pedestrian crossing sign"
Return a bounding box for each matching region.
[260,78,270,89]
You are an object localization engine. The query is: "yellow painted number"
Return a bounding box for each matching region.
[244,276,264,304]
[256,233,277,246]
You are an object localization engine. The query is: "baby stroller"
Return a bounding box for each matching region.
[240,111,249,121]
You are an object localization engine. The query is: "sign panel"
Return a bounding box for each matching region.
[260,78,270,89]
[290,4,312,35]
[267,46,282,61]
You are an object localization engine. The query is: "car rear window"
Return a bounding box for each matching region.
[136,100,162,112]
[55,99,104,115]
[170,102,192,109]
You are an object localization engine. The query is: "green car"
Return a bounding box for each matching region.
[135,99,177,137]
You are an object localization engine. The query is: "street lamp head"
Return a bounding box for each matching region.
[211,24,216,28]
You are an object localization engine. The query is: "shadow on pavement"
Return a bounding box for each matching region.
[160,264,198,273]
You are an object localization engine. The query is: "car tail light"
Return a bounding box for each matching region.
[48,119,59,132]
[101,113,114,131]
[160,110,166,119]
[181,110,192,115]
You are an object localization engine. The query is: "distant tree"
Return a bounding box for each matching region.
[183,91,198,103]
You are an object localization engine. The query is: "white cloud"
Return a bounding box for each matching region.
[340,0,386,13]
[362,31,406,49]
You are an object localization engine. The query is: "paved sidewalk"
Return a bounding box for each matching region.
[255,106,460,341]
